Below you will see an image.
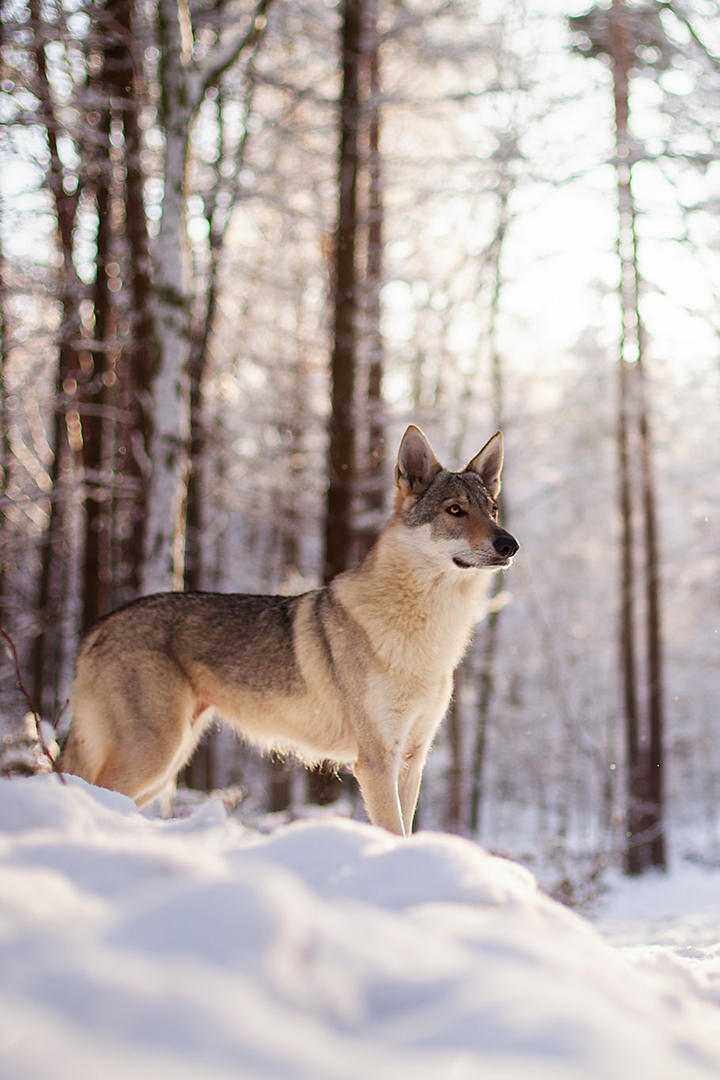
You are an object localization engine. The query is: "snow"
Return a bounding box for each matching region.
[1,776,719,1080]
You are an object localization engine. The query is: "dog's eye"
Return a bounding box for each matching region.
[446,504,464,516]
[490,502,499,518]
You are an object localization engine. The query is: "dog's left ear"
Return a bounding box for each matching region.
[395,425,442,494]
[463,431,504,497]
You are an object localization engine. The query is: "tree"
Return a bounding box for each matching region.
[570,0,671,873]
[27,0,84,715]
[143,0,274,593]
[307,0,364,808]
[321,0,363,589]
[468,136,517,836]
[355,0,385,562]
[308,0,386,808]
[79,0,132,635]
[0,169,10,615]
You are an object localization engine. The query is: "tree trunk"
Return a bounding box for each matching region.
[309,0,365,809]
[446,686,465,832]
[182,71,260,793]
[356,0,384,561]
[80,10,121,635]
[144,0,272,595]
[29,0,81,715]
[182,339,212,792]
[636,257,666,871]
[0,184,10,614]
[0,0,8,612]
[609,0,666,874]
[322,0,363,586]
[142,0,193,595]
[469,170,512,837]
[113,0,156,603]
[183,345,206,595]
[269,756,293,814]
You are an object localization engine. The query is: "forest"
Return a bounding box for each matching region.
[0,0,718,894]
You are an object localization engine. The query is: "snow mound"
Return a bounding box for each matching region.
[0,775,719,1080]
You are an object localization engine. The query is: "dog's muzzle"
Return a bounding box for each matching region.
[452,529,519,569]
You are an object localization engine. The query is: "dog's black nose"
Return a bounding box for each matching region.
[493,531,519,558]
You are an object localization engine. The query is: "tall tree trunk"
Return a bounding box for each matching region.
[636,236,666,872]
[309,0,365,809]
[445,687,465,832]
[182,68,260,793]
[322,0,363,586]
[118,0,156,600]
[609,0,666,874]
[29,0,81,714]
[356,0,384,561]
[183,86,225,597]
[469,173,512,836]
[182,338,213,791]
[0,183,10,616]
[143,0,273,595]
[0,4,8,615]
[183,346,206,595]
[142,0,193,594]
[80,9,121,634]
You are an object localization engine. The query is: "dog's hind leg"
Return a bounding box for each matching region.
[63,655,199,808]
[129,708,211,810]
[96,694,199,808]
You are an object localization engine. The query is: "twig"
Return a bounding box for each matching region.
[0,626,66,783]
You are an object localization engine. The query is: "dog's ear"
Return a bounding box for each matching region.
[464,431,504,497]
[395,425,442,494]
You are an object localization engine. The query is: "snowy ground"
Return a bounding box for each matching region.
[1,775,719,1080]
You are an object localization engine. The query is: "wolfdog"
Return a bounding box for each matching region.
[59,426,518,834]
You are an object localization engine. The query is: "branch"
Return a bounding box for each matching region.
[658,1,720,69]
[1,627,66,783]
[191,0,276,111]
[28,0,81,253]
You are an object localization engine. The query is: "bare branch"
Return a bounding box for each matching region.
[1,627,66,783]
[191,0,276,110]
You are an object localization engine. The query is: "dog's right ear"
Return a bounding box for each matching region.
[395,425,442,495]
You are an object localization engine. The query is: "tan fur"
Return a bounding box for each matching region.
[60,426,518,834]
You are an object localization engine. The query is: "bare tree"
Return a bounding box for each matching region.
[307,0,366,808]
[355,0,385,562]
[469,148,515,836]
[570,0,669,873]
[143,0,274,593]
[309,0,387,808]
[322,0,364,588]
[79,0,125,635]
[27,0,83,714]
[0,179,10,615]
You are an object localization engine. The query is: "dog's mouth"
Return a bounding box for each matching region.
[452,554,513,570]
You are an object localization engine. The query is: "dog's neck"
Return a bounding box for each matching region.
[332,521,492,678]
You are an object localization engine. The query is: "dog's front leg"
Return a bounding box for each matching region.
[399,696,450,834]
[398,748,427,836]
[354,743,405,836]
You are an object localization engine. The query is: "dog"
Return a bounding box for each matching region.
[59,425,518,834]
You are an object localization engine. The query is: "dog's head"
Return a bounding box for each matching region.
[393,425,519,571]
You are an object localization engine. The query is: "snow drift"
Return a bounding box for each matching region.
[0,775,718,1079]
